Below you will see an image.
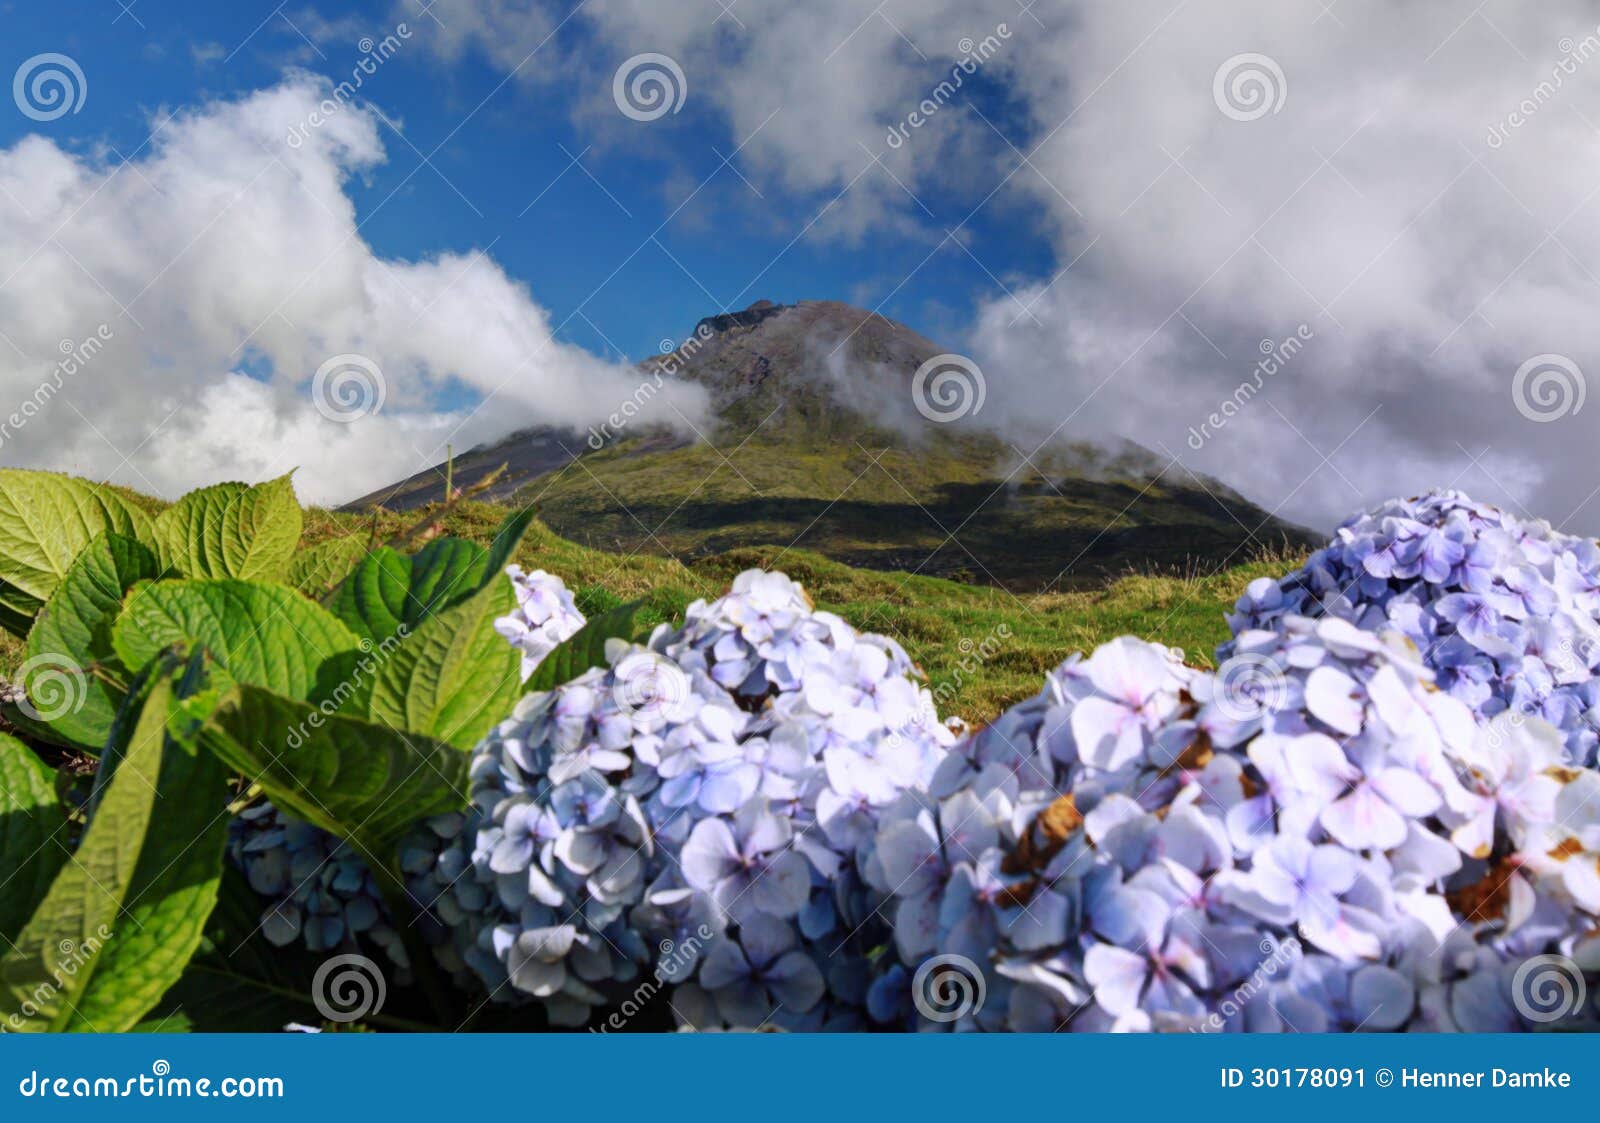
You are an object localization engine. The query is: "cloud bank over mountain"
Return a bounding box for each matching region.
[409,0,1600,531]
[0,75,707,504]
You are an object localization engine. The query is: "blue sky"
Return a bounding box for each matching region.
[0,0,1050,363]
[2,1,1597,531]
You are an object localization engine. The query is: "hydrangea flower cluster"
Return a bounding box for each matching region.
[868,620,1600,1032]
[1222,490,1600,763]
[426,568,954,1028]
[227,801,410,969]
[495,566,588,679]
[226,567,587,969]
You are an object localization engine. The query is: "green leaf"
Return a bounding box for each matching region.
[0,654,231,1031]
[368,576,521,749]
[111,578,362,707]
[202,683,469,860]
[481,505,538,578]
[526,599,645,693]
[141,866,330,1032]
[287,534,372,598]
[0,734,68,946]
[325,507,540,649]
[150,475,301,583]
[328,538,488,645]
[20,533,160,750]
[0,470,152,637]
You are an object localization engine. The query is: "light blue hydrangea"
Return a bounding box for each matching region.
[1222,490,1600,763]
[227,802,409,969]
[227,566,587,971]
[435,567,954,1029]
[495,566,587,680]
[870,623,1600,1032]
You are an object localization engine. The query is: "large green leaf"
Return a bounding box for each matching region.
[150,475,301,583]
[140,866,329,1032]
[0,470,152,637]
[287,534,373,598]
[326,511,536,646]
[112,578,362,707]
[20,532,160,750]
[0,734,68,945]
[525,599,645,693]
[328,539,486,644]
[202,683,469,860]
[368,576,521,748]
[0,655,231,1031]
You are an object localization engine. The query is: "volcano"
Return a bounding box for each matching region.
[345,299,1314,590]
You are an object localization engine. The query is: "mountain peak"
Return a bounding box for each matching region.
[666,299,946,419]
[344,298,1316,588]
[693,299,787,337]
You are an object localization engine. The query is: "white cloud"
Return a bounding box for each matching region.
[0,75,707,505]
[409,0,1600,532]
[967,0,1600,533]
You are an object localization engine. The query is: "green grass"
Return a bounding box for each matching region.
[507,433,1314,592]
[303,500,1303,721]
[0,494,1306,725]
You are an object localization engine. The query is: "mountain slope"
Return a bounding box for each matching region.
[347,300,1316,590]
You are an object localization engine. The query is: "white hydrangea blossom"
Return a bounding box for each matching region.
[429,568,954,1029]
[495,566,587,681]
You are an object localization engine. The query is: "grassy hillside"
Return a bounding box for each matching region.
[0,493,1305,723]
[512,431,1308,592]
[350,300,1317,592]
[309,501,1302,721]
